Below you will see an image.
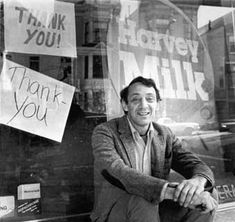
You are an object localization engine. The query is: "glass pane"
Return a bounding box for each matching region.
[0,0,235,221]
[199,5,235,205]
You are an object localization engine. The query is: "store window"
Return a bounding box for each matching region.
[84,21,108,45]
[29,56,40,71]
[93,55,105,78]
[1,0,235,221]
[84,22,90,45]
[229,35,235,53]
[84,55,89,79]
[93,21,108,44]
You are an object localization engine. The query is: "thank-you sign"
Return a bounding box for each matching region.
[0,59,75,142]
[4,0,77,57]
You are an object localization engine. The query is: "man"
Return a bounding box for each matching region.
[91,76,218,222]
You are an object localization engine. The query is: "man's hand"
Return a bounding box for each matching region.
[163,180,218,214]
[173,176,207,208]
[191,191,218,214]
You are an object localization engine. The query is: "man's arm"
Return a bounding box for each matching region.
[164,129,216,209]
[170,147,215,208]
[171,141,215,187]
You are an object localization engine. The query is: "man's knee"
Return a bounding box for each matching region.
[184,207,216,222]
[127,195,160,222]
[107,194,160,222]
[159,199,216,222]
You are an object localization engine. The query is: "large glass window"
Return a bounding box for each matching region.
[29,56,40,71]
[1,0,235,221]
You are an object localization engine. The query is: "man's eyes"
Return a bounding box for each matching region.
[146,97,156,102]
[130,97,156,102]
[131,97,140,101]
[129,98,140,104]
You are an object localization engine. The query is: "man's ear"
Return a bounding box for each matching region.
[121,100,128,112]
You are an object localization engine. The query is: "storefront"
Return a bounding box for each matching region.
[0,0,235,221]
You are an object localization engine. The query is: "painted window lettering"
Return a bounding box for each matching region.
[116,17,209,102]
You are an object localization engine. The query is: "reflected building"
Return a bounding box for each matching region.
[200,10,235,121]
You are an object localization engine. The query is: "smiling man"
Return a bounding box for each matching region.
[91,76,218,222]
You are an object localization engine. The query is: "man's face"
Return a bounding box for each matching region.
[122,82,157,131]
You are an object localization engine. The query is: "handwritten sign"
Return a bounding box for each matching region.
[0,59,75,142]
[4,0,77,57]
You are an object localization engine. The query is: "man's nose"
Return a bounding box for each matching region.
[139,98,148,107]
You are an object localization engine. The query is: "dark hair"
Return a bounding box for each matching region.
[120,76,161,104]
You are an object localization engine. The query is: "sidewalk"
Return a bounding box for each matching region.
[215,209,235,222]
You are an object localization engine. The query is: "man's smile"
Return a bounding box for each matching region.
[137,111,150,116]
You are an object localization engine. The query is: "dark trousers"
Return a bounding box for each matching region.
[107,193,216,222]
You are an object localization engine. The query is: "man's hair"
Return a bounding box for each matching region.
[120,76,161,104]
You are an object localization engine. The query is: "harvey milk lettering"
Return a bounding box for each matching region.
[7,66,66,126]
[118,18,209,101]
[15,6,65,48]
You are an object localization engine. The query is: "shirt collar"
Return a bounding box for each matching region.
[127,117,154,140]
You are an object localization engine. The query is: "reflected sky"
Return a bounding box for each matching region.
[198,6,234,28]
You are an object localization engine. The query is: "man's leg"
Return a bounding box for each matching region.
[107,194,160,222]
[159,187,218,222]
[159,200,215,222]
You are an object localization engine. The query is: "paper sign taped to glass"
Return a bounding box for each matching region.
[4,0,77,58]
[0,59,75,142]
[17,183,41,216]
[17,183,41,200]
[0,196,15,218]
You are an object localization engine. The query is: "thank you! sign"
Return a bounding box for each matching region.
[0,59,75,142]
[4,0,77,57]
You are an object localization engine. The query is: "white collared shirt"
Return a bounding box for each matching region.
[128,118,154,175]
